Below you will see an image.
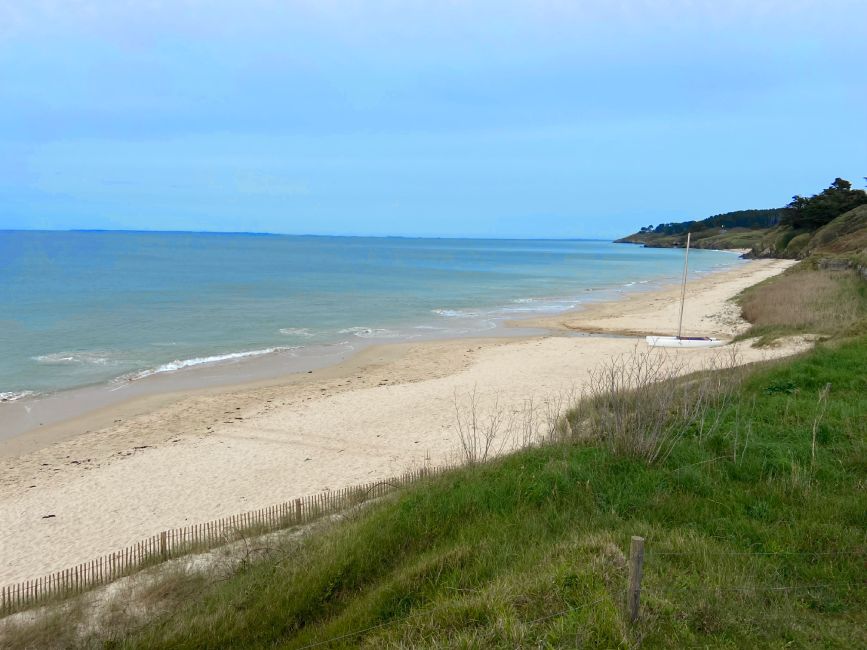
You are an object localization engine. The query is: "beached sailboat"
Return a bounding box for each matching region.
[646,232,724,348]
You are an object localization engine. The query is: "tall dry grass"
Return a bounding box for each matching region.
[565,346,745,464]
[453,346,747,467]
[740,269,866,338]
[453,387,573,465]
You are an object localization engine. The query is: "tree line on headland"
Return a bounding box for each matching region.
[618,177,867,260]
[635,208,787,237]
[784,177,867,230]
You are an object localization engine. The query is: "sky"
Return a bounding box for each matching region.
[0,1,865,239]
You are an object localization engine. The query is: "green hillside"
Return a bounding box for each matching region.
[810,204,867,255]
[753,204,867,263]
[617,178,867,261]
[615,208,783,251]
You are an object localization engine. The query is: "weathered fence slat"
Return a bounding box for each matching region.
[1,462,448,616]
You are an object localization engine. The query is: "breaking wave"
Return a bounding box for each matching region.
[119,347,298,382]
[0,391,36,403]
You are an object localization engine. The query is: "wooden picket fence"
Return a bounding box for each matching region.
[1,464,447,617]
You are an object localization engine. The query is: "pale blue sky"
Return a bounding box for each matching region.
[1,1,864,238]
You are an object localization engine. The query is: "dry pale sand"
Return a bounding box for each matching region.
[0,259,802,585]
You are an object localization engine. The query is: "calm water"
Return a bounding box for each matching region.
[0,231,743,397]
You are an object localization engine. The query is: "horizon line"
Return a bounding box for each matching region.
[0,227,614,242]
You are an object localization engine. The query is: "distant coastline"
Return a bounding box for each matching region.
[614,177,867,261]
[0,232,741,400]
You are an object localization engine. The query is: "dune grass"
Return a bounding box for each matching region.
[738,265,867,344]
[6,337,862,648]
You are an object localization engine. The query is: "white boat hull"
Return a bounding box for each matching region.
[646,336,725,349]
[645,234,726,349]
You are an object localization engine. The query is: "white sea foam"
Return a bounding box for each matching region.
[119,347,297,382]
[279,327,317,337]
[500,304,576,316]
[0,391,36,402]
[431,308,478,318]
[358,329,402,339]
[498,296,579,313]
[33,351,118,366]
[337,327,402,339]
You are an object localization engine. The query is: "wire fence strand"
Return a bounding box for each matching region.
[647,550,864,557]
[647,582,860,594]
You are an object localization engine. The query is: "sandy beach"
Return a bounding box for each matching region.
[0,259,801,585]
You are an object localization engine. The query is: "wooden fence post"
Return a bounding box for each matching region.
[160,531,167,560]
[627,536,645,623]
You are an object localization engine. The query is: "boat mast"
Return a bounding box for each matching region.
[676,232,691,339]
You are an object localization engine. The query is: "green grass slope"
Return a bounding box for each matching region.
[807,204,867,260]
[617,190,867,260]
[738,205,867,261]
[620,205,867,261]
[36,338,859,649]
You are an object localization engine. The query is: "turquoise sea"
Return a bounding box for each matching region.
[0,231,743,398]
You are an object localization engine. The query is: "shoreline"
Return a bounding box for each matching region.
[2,241,711,409]
[514,257,791,337]
[0,252,746,452]
[0,325,551,458]
[0,258,801,584]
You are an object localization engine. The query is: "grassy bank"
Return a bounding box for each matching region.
[6,335,864,648]
[738,265,867,344]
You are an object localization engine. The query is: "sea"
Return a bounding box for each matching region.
[0,231,745,400]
